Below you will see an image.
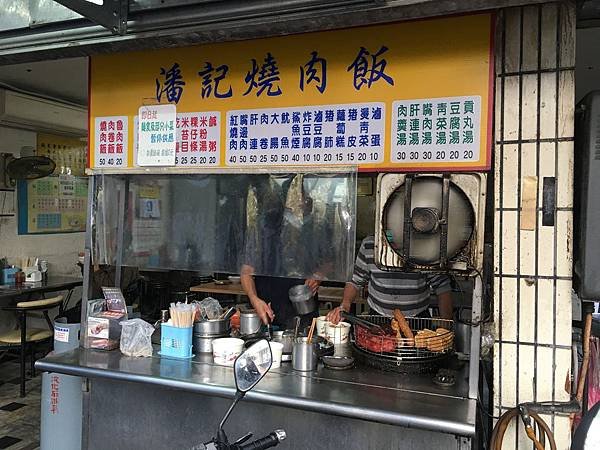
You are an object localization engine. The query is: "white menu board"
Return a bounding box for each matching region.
[137,104,177,166]
[226,103,385,166]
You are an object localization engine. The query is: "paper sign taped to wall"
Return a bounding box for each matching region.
[520,176,538,231]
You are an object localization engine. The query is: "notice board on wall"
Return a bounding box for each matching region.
[17,176,88,234]
[89,13,493,172]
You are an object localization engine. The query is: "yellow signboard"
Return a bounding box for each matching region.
[89,13,493,172]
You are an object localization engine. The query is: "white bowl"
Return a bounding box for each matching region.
[212,338,244,366]
[228,276,241,284]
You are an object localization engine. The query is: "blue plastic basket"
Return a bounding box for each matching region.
[160,324,193,359]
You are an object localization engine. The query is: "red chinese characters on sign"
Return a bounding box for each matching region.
[98,120,124,154]
[50,375,60,414]
[175,114,218,155]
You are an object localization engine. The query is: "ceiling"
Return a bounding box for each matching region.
[0,57,87,106]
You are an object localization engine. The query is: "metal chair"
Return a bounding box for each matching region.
[0,295,63,397]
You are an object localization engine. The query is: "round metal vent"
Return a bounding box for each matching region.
[382,176,475,265]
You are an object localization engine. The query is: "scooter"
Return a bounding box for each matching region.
[202,339,287,450]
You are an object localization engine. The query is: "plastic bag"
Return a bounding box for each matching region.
[119,319,155,357]
[198,297,222,320]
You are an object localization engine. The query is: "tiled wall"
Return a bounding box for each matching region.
[493,2,575,449]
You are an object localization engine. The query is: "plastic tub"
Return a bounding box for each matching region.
[269,341,284,368]
[212,338,244,366]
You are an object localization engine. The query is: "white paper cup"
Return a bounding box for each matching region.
[269,341,284,368]
[316,316,329,337]
[325,322,351,344]
[212,338,244,366]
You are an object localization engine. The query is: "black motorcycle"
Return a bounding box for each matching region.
[202,339,286,450]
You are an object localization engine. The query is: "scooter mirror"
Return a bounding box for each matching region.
[234,339,272,393]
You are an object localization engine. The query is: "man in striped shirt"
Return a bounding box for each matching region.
[327,235,453,323]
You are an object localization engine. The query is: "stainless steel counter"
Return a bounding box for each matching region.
[37,347,476,437]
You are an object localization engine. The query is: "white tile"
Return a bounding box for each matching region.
[500,342,518,407]
[494,277,501,335]
[559,2,576,68]
[518,278,536,343]
[517,343,535,401]
[538,141,556,192]
[553,416,572,450]
[558,70,575,138]
[494,145,502,210]
[494,211,501,274]
[555,280,573,347]
[536,346,554,399]
[540,4,558,70]
[520,143,537,179]
[555,211,573,278]
[522,6,539,72]
[499,277,518,342]
[495,79,502,140]
[540,72,557,139]
[493,342,501,406]
[501,144,519,209]
[556,141,574,208]
[537,279,555,345]
[504,9,522,73]
[555,347,572,402]
[537,211,555,277]
[503,77,520,141]
[521,75,538,141]
[501,211,518,275]
[519,229,536,275]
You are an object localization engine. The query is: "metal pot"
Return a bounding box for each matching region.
[455,306,472,355]
[193,335,216,353]
[288,284,317,315]
[292,337,318,371]
[272,330,294,354]
[240,310,262,336]
[193,318,231,337]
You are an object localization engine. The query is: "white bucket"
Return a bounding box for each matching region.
[212,338,244,366]
[325,322,351,344]
[268,341,284,368]
[316,316,328,338]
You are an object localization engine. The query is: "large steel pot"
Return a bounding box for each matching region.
[288,284,316,315]
[193,318,231,337]
[240,310,262,335]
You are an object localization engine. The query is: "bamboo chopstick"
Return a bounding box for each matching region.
[307,318,317,344]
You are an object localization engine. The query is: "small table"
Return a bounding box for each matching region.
[0,276,83,313]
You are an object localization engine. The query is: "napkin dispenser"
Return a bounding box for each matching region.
[25,268,42,282]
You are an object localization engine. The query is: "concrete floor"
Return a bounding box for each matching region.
[0,358,41,450]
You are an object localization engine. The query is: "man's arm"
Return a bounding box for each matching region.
[437,290,453,320]
[240,264,274,324]
[426,274,453,319]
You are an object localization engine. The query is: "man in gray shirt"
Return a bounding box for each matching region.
[327,235,453,323]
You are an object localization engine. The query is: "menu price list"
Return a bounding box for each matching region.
[94,116,129,168]
[391,96,481,164]
[225,103,385,167]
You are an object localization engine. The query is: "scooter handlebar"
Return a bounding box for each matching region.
[237,430,286,450]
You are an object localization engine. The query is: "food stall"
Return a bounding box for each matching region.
[37,12,493,450]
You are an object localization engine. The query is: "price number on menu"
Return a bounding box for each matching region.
[228,151,381,166]
[395,149,475,161]
[175,156,218,165]
[97,157,124,167]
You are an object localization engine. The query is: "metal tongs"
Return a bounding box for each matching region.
[341,311,385,335]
